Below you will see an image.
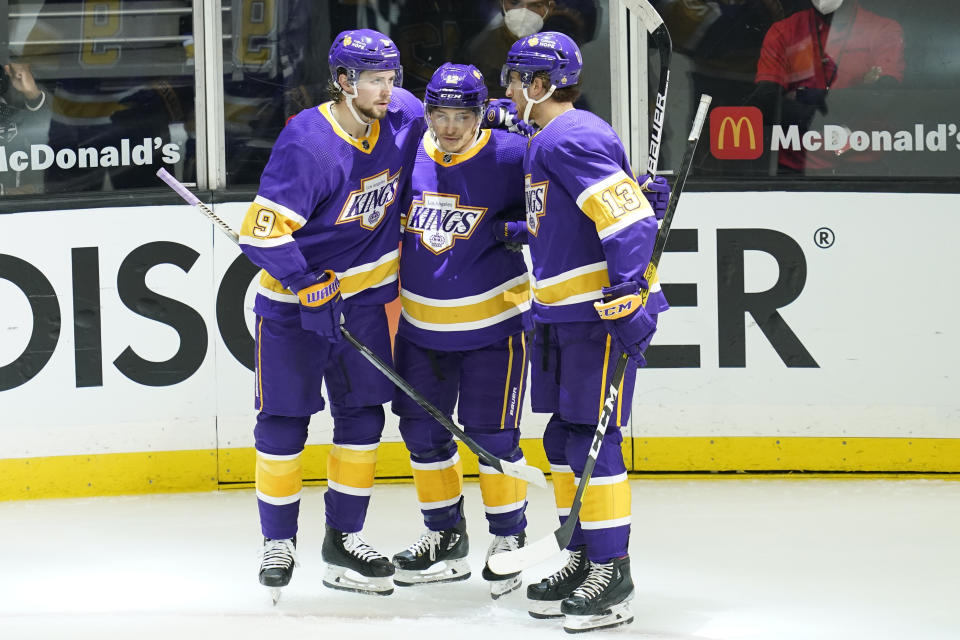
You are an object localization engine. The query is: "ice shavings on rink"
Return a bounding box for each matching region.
[1,479,958,640]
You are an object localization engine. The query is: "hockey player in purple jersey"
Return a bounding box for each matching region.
[390,63,532,599]
[238,29,424,602]
[500,32,670,631]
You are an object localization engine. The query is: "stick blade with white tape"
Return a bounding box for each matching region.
[486,529,564,575]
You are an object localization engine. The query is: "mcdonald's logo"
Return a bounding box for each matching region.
[710,107,764,160]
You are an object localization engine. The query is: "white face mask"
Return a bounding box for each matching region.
[504,8,545,38]
[811,0,844,14]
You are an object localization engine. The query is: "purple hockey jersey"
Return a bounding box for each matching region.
[398,128,531,351]
[524,109,668,324]
[239,87,424,319]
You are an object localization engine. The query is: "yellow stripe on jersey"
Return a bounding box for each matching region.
[579,474,631,526]
[479,468,527,511]
[515,331,527,429]
[319,102,381,154]
[401,278,531,328]
[598,335,613,421]
[551,468,577,512]
[240,195,307,248]
[576,170,654,240]
[327,446,377,491]
[339,252,399,297]
[533,266,610,306]
[255,451,302,505]
[411,457,463,505]
[500,335,515,428]
[255,250,399,302]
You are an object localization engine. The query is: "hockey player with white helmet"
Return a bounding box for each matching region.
[500,32,670,631]
[239,28,424,602]
[390,62,532,600]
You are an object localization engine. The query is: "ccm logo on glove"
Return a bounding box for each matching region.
[595,292,648,319]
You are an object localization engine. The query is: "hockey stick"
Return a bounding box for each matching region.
[622,0,672,177]
[156,168,548,489]
[337,322,546,487]
[487,94,713,575]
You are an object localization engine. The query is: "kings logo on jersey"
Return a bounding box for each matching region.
[337,168,402,230]
[404,192,487,254]
[525,174,548,236]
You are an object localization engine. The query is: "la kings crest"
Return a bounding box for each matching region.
[405,192,487,254]
[525,174,548,236]
[337,168,402,230]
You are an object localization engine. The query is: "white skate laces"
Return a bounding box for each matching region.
[488,534,522,557]
[548,549,584,585]
[572,561,614,599]
[260,538,299,570]
[404,530,444,561]
[343,532,387,563]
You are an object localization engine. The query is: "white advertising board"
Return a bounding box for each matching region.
[1,192,957,477]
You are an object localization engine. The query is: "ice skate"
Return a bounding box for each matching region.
[481,531,526,599]
[526,545,589,619]
[392,516,470,586]
[560,555,635,633]
[321,524,395,596]
[258,537,298,605]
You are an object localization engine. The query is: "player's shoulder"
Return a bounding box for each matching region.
[533,109,619,156]
[487,128,527,163]
[282,105,325,135]
[388,87,425,123]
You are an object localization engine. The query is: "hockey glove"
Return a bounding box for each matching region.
[594,281,658,368]
[493,220,528,253]
[641,175,671,221]
[483,99,536,137]
[293,270,343,342]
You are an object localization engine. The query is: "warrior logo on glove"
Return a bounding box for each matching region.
[297,270,341,307]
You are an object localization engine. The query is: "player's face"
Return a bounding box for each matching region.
[504,71,527,113]
[429,107,480,154]
[351,70,397,121]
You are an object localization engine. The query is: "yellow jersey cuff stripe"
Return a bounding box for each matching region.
[575,170,632,209]
[253,195,307,228]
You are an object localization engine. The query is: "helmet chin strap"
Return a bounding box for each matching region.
[340,83,373,132]
[521,84,556,123]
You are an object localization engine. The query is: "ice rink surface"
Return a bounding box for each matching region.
[2,478,958,640]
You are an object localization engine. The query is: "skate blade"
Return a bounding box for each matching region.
[323,565,394,596]
[268,587,282,605]
[489,575,522,600]
[562,601,634,633]
[394,559,471,587]
[528,598,564,619]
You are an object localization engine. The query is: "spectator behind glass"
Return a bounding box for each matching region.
[19,0,193,193]
[464,1,556,100]
[1,55,49,195]
[465,1,600,102]
[753,0,904,174]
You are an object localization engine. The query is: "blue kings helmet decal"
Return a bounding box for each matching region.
[404,192,488,254]
[524,174,548,236]
[337,168,402,230]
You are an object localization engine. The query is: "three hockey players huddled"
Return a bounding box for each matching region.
[238,26,670,634]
